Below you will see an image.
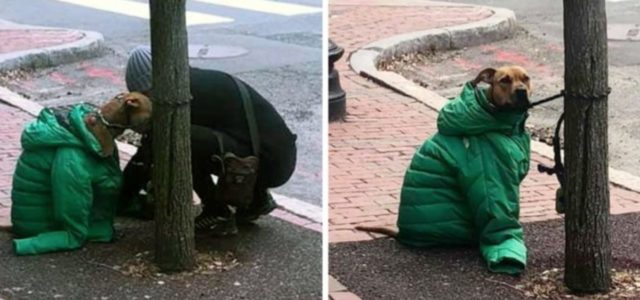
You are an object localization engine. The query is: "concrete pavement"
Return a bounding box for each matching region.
[0,19,104,72]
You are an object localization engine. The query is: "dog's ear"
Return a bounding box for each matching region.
[472,68,496,86]
[124,97,141,108]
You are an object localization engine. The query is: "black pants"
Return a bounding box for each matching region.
[120,125,297,217]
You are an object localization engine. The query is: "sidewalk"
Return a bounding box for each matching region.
[328,0,640,243]
[0,22,322,300]
[329,1,640,298]
[0,19,104,72]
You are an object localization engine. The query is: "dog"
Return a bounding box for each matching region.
[1,92,152,235]
[356,65,532,237]
[88,91,153,149]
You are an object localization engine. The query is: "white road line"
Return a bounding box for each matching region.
[56,0,234,26]
[193,0,322,16]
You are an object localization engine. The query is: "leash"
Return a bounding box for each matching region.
[529,91,566,212]
[528,90,565,108]
[532,87,612,214]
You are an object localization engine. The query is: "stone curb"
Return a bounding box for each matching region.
[355,6,516,68]
[348,3,640,195]
[0,20,106,72]
[0,86,322,232]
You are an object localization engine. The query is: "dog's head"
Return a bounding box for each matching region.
[472,66,532,111]
[85,92,152,156]
[98,92,152,133]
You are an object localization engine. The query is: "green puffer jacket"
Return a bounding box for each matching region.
[397,82,531,275]
[11,104,122,256]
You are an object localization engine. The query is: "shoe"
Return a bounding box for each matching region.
[195,214,238,236]
[236,191,278,223]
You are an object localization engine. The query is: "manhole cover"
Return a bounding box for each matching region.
[188,44,249,59]
[608,24,640,41]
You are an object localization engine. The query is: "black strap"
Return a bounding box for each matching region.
[211,132,226,174]
[528,91,565,108]
[231,77,260,156]
[537,112,565,188]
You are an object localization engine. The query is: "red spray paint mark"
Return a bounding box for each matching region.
[480,45,499,53]
[546,43,564,53]
[81,62,124,85]
[494,49,532,67]
[49,71,75,85]
[453,57,483,71]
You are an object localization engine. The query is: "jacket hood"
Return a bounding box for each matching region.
[437,82,528,136]
[21,104,107,156]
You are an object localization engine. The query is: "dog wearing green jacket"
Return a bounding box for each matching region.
[9,92,152,256]
[358,66,533,275]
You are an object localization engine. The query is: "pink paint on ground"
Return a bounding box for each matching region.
[453,57,483,71]
[546,43,564,53]
[49,71,75,85]
[81,62,123,85]
[493,49,532,67]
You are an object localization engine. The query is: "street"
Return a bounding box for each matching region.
[0,0,323,207]
[410,0,640,177]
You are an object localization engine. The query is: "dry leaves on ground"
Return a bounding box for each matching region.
[511,268,640,299]
[91,250,240,280]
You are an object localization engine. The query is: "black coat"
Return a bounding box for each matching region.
[188,67,297,159]
[120,68,297,208]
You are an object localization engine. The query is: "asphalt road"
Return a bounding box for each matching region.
[0,0,323,206]
[404,0,640,177]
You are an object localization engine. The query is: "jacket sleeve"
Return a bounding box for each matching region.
[460,143,527,275]
[13,148,94,255]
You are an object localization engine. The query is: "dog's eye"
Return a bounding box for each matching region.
[522,75,530,82]
[499,76,512,84]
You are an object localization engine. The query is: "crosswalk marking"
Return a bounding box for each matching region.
[56,0,234,26]
[193,0,322,16]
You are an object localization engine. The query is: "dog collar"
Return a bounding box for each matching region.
[94,93,133,130]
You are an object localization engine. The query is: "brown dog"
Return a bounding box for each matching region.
[356,65,533,237]
[85,92,153,156]
[473,65,532,109]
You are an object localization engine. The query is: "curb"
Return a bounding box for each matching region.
[0,86,322,232]
[329,275,361,300]
[356,6,516,68]
[0,20,106,72]
[348,4,640,195]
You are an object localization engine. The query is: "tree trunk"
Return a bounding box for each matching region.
[149,0,196,272]
[563,0,611,292]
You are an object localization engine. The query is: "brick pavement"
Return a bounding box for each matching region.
[0,29,84,54]
[328,2,640,245]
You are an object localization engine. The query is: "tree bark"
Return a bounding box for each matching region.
[563,0,611,292]
[149,0,196,271]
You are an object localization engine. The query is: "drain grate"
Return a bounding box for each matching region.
[608,24,640,41]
